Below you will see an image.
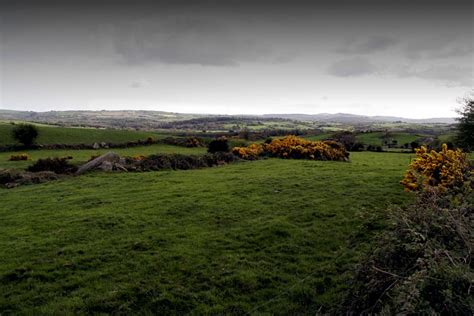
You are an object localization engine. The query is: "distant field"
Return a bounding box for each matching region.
[0,144,206,170]
[356,132,424,146]
[0,152,412,314]
[0,122,166,146]
[304,133,333,141]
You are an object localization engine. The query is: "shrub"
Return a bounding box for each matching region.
[454,94,473,151]
[233,136,348,161]
[207,137,229,153]
[124,152,238,172]
[162,137,203,148]
[342,189,473,314]
[27,157,77,174]
[400,144,471,193]
[8,153,30,161]
[232,143,264,160]
[0,169,59,188]
[11,124,39,147]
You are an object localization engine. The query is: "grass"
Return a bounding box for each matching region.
[0,152,412,314]
[0,122,166,146]
[304,133,333,141]
[0,145,206,170]
[356,132,424,146]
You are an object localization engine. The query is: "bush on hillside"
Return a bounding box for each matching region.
[455,94,474,152]
[343,148,473,314]
[343,188,473,314]
[331,131,364,151]
[123,152,238,172]
[232,136,349,161]
[207,137,229,153]
[400,144,471,193]
[8,153,31,161]
[162,137,203,148]
[11,124,39,147]
[232,143,264,160]
[27,157,78,174]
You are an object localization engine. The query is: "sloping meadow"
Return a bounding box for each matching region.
[0,152,411,314]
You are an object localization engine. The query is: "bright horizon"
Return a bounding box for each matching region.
[0,107,460,120]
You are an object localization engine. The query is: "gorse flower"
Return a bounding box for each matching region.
[8,153,30,161]
[232,136,348,161]
[400,144,471,192]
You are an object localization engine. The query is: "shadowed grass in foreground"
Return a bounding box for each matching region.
[0,152,411,314]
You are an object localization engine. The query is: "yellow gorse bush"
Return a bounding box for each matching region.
[8,153,30,161]
[232,136,348,161]
[232,143,264,160]
[131,155,146,161]
[400,144,471,192]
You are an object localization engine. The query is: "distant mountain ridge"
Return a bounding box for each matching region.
[0,109,456,126]
[261,113,456,124]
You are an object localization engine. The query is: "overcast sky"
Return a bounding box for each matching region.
[0,0,472,118]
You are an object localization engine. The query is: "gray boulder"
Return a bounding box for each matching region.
[76,152,120,174]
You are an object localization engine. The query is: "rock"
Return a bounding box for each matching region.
[114,163,128,172]
[0,170,59,188]
[99,161,113,171]
[92,142,100,149]
[100,142,108,148]
[76,152,120,175]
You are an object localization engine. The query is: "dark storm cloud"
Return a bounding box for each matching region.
[2,0,472,66]
[327,57,378,77]
[1,0,472,116]
[112,17,275,66]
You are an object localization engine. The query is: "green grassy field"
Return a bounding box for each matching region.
[0,122,166,146]
[0,152,412,314]
[304,133,333,141]
[0,145,207,170]
[356,132,424,146]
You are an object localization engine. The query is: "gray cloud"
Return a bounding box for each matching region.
[403,35,473,60]
[112,16,281,66]
[327,57,378,77]
[397,64,473,87]
[130,78,149,88]
[338,35,399,54]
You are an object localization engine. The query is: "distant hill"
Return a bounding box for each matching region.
[261,113,456,124]
[0,109,456,130]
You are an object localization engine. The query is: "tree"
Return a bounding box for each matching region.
[207,137,229,153]
[11,124,39,147]
[455,94,474,151]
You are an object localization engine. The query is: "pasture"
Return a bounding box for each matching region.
[0,122,165,146]
[0,152,412,314]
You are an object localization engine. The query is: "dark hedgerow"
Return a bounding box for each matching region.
[207,137,229,153]
[27,157,78,174]
[124,152,238,172]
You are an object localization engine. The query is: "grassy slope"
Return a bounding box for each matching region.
[356,132,424,146]
[0,152,411,314]
[0,123,165,146]
[0,145,206,170]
